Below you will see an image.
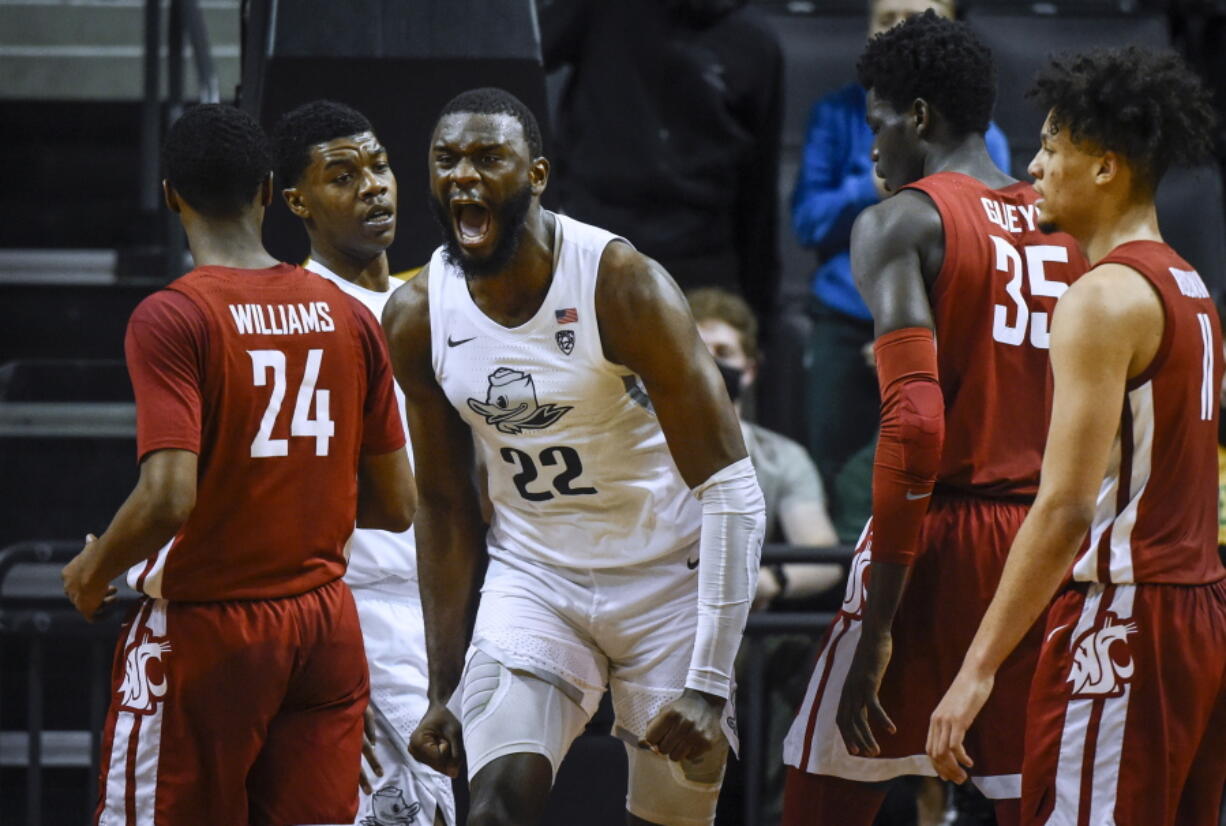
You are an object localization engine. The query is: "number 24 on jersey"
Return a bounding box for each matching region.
[247,348,335,457]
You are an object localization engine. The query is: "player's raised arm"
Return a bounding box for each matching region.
[837,190,945,756]
[383,269,483,777]
[595,240,765,761]
[927,266,1153,781]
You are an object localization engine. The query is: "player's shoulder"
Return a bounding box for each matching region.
[853,189,942,249]
[1057,263,1159,332]
[595,240,687,317]
[130,286,205,329]
[382,262,432,345]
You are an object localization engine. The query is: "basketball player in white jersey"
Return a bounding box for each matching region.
[383,87,766,826]
[272,100,454,826]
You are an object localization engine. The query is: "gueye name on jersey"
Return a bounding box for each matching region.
[980,197,1039,235]
[227,302,336,336]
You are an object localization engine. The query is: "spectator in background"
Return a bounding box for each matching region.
[540,0,783,321]
[792,0,1010,526]
[689,286,841,826]
[689,286,840,607]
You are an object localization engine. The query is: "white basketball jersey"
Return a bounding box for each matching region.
[305,259,418,587]
[428,213,701,569]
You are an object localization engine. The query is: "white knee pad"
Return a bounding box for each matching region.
[624,739,728,826]
[460,650,590,781]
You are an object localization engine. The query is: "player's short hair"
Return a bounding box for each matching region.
[162,104,272,219]
[687,287,759,363]
[437,87,544,159]
[856,10,996,136]
[1028,46,1218,191]
[272,100,373,188]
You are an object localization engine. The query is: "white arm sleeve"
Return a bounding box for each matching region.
[686,456,766,698]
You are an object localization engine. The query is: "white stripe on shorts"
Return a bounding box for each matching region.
[1087,587,1135,825]
[99,600,170,826]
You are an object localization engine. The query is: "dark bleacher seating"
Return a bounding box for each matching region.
[758,8,867,445]
[966,9,1171,174]
[1156,164,1226,301]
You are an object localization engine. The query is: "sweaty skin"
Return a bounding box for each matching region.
[835,89,1015,758]
[385,110,750,825]
[926,114,1166,782]
[282,130,397,292]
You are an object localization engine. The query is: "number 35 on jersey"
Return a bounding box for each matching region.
[991,237,1071,349]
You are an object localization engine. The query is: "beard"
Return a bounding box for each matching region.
[430,184,533,280]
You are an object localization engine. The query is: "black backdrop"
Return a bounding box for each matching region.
[238,0,550,273]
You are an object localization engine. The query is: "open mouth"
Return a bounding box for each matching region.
[452,200,492,247]
[363,206,395,229]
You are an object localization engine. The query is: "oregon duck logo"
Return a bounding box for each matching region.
[361,787,420,824]
[468,368,572,434]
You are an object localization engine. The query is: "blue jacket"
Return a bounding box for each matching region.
[792,83,1012,320]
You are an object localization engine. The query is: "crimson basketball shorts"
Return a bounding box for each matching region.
[784,494,1043,799]
[1020,578,1226,826]
[94,577,369,826]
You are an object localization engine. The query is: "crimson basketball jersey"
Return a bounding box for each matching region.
[902,172,1087,498]
[1073,241,1226,585]
[125,264,404,601]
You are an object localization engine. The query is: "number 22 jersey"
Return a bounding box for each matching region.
[123,263,405,601]
[428,213,702,569]
[902,171,1088,499]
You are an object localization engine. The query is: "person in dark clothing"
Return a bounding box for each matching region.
[538,0,783,321]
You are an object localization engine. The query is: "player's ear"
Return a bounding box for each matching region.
[1095,151,1121,188]
[162,180,181,214]
[912,98,931,137]
[283,185,310,219]
[529,156,550,197]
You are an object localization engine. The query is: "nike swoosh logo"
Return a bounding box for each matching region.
[686,557,699,570]
[904,490,932,500]
[447,335,476,348]
[1046,623,1070,644]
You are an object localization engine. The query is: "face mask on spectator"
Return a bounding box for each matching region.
[716,360,744,403]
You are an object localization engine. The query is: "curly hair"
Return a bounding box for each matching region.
[856,10,996,136]
[1029,46,1218,190]
[271,100,373,188]
[437,87,543,159]
[162,104,272,218]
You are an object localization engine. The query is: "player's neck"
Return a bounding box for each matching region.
[466,208,556,327]
[181,215,280,271]
[924,133,1011,187]
[1081,200,1163,265]
[308,241,391,292]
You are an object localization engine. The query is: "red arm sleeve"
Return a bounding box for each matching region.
[125,290,208,462]
[871,327,945,565]
[347,295,406,455]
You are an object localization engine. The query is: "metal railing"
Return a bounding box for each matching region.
[0,540,851,825]
[0,541,127,825]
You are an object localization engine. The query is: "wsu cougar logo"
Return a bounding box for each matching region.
[117,628,172,713]
[841,544,873,617]
[1068,615,1138,698]
[467,368,572,435]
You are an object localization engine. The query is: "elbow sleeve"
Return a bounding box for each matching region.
[686,457,766,699]
[871,328,944,565]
